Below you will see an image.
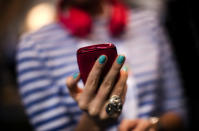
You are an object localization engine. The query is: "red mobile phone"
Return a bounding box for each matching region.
[77,43,118,84]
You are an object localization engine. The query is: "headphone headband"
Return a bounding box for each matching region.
[57,0,128,37]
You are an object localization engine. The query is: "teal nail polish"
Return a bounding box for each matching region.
[122,66,128,72]
[117,55,125,64]
[73,73,79,79]
[98,55,106,64]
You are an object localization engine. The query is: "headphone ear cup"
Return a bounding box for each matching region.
[57,0,128,38]
[109,3,128,37]
[58,8,92,37]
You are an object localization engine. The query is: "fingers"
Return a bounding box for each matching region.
[119,66,128,103]
[67,55,128,122]
[133,119,151,131]
[88,56,126,119]
[95,55,126,103]
[84,55,107,95]
[119,119,152,131]
[110,67,128,98]
[66,73,82,101]
[99,68,128,119]
[118,119,138,131]
[78,55,107,111]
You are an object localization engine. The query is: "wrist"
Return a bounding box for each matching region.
[81,113,118,130]
[76,113,102,131]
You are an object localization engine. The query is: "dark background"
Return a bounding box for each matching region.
[0,0,198,130]
[0,0,33,130]
[166,0,199,130]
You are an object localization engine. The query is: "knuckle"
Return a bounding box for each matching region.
[112,64,121,72]
[88,79,98,87]
[99,112,108,120]
[78,101,88,110]
[119,74,127,82]
[103,79,112,88]
[117,77,127,88]
[118,82,125,91]
[88,106,99,117]
[95,62,103,70]
[66,77,72,87]
[86,73,100,87]
[90,63,103,76]
[122,74,128,83]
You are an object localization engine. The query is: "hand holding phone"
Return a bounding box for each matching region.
[77,43,118,84]
[66,50,128,121]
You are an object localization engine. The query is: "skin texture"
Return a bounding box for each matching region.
[119,119,155,131]
[118,112,185,131]
[65,1,185,130]
[66,55,128,130]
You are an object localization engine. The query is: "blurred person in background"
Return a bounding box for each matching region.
[16,0,187,130]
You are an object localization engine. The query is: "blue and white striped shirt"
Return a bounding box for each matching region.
[17,9,186,131]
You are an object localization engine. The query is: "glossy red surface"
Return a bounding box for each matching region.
[77,43,118,84]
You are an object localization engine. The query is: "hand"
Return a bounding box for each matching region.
[119,119,157,131]
[66,55,128,121]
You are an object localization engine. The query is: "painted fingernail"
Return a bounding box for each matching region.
[73,73,79,79]
[122,66,128,72]
[117,55,125,64]
[99,55,106,64]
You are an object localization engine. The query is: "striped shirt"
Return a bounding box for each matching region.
[17,9,186,131]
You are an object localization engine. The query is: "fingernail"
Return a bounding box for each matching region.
[117,55,125,64]
[122,66,128,72]
[99,55,106,64]
[73,73,79,79]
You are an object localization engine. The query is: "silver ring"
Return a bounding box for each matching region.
[106,95,123,116]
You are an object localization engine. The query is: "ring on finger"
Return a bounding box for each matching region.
[106,95,123,116]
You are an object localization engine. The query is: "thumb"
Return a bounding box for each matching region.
[66,73,82,101]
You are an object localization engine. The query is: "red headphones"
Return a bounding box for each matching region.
[57,0,128,37]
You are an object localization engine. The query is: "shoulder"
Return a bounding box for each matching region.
[127,8,160,32]
[126,8,167,47]
[128,8,160,23]
[18,23,71,51]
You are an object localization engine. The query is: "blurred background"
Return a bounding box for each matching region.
[0,0,198,130]
[0,0,56,130]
